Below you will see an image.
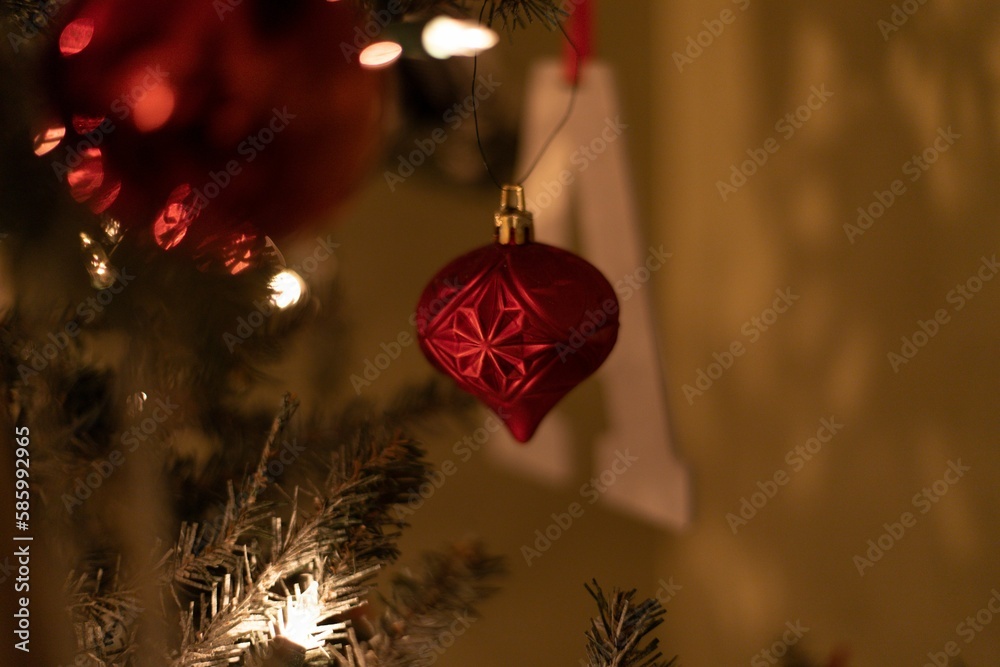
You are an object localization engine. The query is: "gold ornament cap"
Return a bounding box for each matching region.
[494,185,534,245]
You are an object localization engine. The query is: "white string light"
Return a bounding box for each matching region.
[275,580,343,653]
[79,232,116,289]
[268,269,306,310]
[422,16,499,59]
[359,41,404,69]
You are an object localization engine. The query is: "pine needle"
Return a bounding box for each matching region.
[487,0,567,31]
[376,541,505,666]
[584,581,676,667]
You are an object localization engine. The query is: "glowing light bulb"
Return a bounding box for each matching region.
[33,124,65,156]
[101,216,122,244]
[269,269,306,310]
[359,41,403,69]
[280,581,322,650]
[422,17,499,59]
[79,231,116,289]
[126,391,148,416]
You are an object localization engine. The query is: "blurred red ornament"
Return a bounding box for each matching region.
[46,0,384,254]
[416,187,619,442]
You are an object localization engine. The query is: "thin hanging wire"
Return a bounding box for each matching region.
[473,0,581,190]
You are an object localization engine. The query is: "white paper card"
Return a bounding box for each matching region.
[486,60,691,531]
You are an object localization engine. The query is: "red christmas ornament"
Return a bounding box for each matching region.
[45,0,383,255]
[416,186,619,442]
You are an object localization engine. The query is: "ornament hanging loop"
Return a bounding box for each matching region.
[494,185,534,245]
[473,0,581,190]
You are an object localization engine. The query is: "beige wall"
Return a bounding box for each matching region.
[654,0,1000,664]
[325,1,1000,665]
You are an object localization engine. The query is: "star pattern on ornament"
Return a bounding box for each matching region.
[416,242,621,442]
[427,274,555,399]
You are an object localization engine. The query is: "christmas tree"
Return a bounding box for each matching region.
[0,1,676,665]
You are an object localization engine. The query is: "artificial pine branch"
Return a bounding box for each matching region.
[357,0,566,31]
[165,397,300,594]
[485,0,567,30]
[246,394,301,506]
[375,541,504,666]
[0,0,53,26]
[65,560,146,666]
[360,0,460,15]
[584,581,676,667]
[166,411,432,666]
[382,378,476,428]
[41,371,464,666]
[324,379,473,452]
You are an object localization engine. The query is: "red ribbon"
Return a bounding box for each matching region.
[564,0,593,84]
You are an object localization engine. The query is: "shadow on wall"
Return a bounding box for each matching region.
[660,0,1000,665]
